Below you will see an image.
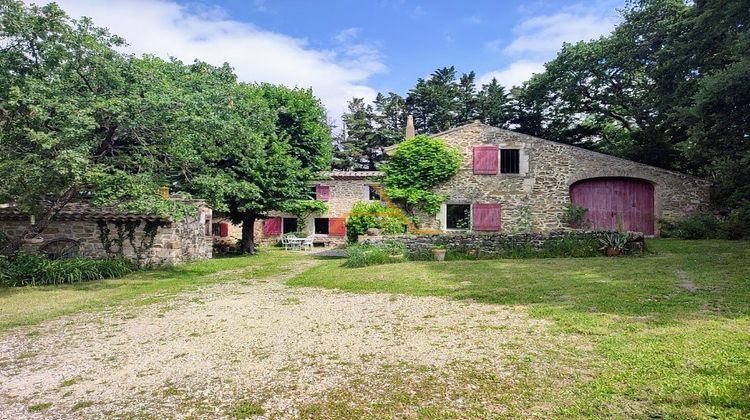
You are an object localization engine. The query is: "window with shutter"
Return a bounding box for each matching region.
[219,222,229,237]
[263,217,282,236]
[328,218,346,236]
[316,184,330,201]
[473,146,498,175]
[472,203,502,231]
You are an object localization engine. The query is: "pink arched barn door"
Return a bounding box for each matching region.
[570,177,655,235]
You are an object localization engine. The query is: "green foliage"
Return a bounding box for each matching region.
[382,135,460,215]
[0,2,203,230]
[561,202,588,228]
[513,0,750,216]
[345,201,406,243]
[345,242,408,268]
[598,232,630,252]
[280,200,328,218]
[0,2,331,255]
[0,253,131,287]
[657,212,750,240]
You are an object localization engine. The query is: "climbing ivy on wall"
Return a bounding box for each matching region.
[382,135,461,215]
[97,220,168,265]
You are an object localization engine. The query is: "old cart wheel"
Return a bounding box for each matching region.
[39,238,80,260]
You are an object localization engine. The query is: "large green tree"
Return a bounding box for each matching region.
[0,1,190,248]
[0,0,333,254]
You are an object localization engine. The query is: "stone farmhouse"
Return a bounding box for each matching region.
[243,120,709,244]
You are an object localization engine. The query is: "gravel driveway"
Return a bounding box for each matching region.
[0,260,590,419]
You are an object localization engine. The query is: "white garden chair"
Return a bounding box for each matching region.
[282,234,295,250]
[301,234,314,251]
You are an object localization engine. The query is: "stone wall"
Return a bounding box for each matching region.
[0,204,212,266]
[361,230,644,255]
[429,122,710,234]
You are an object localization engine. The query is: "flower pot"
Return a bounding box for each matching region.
[432,248,446,261]
[605,247,622,257]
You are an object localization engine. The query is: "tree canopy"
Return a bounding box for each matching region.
[338,0,749,227]
[0,0,332,253]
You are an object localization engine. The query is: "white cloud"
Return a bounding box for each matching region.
[41,0,384,124]
[479,5,620,88]
[504,12,617,55]
[477,60,545,89]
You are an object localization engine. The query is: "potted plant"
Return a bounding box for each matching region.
[431,241,447,261]
[599,232,629,256]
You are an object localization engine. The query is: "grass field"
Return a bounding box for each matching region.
[289,239,750,418]
[1,240,748,418]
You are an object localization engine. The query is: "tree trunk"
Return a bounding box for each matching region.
[240,213,257,254]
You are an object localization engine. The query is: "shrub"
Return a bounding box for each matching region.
[720,208,750,239]
[345,242,408,268]
[346,201,406,243]
[382,135,461,215]
[0,253,132,287]
[660,213,723,239]
[561,202,588,228]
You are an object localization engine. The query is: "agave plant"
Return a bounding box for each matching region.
[599,232,629,256]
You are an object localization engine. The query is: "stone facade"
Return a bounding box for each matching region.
[0,202,212,266]
[237,122,711,245]
[253,172,383,246]
[427,122,710,234]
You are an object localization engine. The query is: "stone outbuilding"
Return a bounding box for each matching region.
[0,200,213,266]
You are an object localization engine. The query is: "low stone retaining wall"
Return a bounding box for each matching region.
[361,230,644,255]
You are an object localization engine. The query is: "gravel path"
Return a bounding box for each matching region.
[0,260,587,419]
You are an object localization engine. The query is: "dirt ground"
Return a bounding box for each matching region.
[0,261,591,419]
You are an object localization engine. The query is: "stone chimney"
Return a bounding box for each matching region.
[405,114,415,139]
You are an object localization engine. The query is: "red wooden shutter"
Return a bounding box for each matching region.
[472,203,502,231]
[263,217,282,236]
[328,218,346,236]
[219,222,229,237]
[316,184,331,201]
[473,146,498,175]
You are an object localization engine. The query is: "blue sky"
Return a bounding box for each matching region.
[47,0,624,122]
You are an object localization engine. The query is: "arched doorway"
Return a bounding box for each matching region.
[570,177,655,235]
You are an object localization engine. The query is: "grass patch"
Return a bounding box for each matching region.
[71,401,94,411]
[0,248,305,331]
[229,401,264,418]
[27,402,52,413]
[289,239,750,418]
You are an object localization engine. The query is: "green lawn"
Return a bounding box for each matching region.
[2,240,748,418]
[0,249,304,331]
[289,239,750,418]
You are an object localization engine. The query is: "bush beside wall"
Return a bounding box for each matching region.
[0,253,132,287]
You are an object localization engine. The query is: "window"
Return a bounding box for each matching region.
[473,145,499,175]
[472,203,502,231]
[446,204,471,230]
[308,185,318,199]
[314,218,329,235]
[282,217,298,234]
[212,222,229,237]
[368,185,381,201]
[500,149,520,174]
